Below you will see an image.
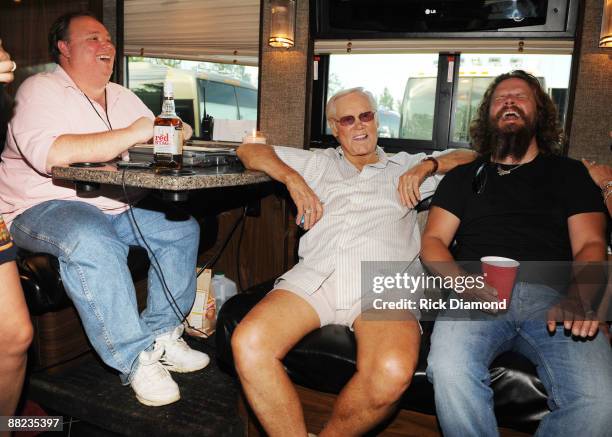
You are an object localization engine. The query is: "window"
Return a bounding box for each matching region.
[324,54,439,142]
[311,52,573,152]
[235,87,258,121]
[201,81,239,120]
[126,57,258,139]
[449,54,572,145]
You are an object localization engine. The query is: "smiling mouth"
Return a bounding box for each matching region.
[352,133,368,141]
[501,110,520,120]
[97,55,112,62]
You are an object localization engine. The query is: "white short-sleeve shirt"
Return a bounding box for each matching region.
[274,145,445,309]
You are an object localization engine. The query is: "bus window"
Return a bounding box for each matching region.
[451,77,491,143]
[175,99,195,131]
[377,110,400,138]
[201,80,239,120]
[449,53,571,145]
[132,83,163,116]
[324,53,439,140]
[400,77,437,141]
[236,87,257,120]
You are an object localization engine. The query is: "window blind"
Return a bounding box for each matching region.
[124,0,260,66]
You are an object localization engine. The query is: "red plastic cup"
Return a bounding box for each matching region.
[480,256,520,309]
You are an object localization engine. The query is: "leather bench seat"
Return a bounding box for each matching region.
[18,247,151,315]
[216,282,551,435]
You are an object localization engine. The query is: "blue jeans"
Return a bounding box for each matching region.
[11,200,199,383]
[427,282,612,437]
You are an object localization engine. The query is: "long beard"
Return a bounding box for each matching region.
[488,107,536,161]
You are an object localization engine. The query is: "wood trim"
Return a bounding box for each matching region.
[238,384,531,436]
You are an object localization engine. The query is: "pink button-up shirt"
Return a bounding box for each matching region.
[0,65,153,227]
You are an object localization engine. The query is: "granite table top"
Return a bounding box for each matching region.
[52,162,271,192]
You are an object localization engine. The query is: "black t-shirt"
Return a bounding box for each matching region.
[431,153,606,262]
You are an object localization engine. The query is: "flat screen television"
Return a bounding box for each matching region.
[314,0,578,38]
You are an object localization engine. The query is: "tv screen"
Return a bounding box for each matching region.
[328,0,547,32]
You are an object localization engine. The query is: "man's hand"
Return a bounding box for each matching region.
[184,123,193,141]
[398,160,433,208]
[457,274,499,314]
[546,300,600,338]
[285,172,323,230]
[0,40,15,84]
[129,117,154,144]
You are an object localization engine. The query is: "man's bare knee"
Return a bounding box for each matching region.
[362,352,415,407]
[231,322,278,372]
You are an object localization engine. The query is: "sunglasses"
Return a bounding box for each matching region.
[333,110,376,127]
[472,161,489,195]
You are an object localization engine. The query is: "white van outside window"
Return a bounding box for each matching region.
[127,58,258,139]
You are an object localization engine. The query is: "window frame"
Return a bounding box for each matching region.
[310,51,574,153]
[310,53,466,154]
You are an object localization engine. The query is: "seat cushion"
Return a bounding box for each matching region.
[217,283,550,434]
[17,246,150,315]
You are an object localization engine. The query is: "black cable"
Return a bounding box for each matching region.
[236,208,247,291]
[120,168,229,339]
[196,206,247,277]
[120,168,187,325]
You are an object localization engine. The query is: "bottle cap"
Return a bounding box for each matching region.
[214,271,225,277]
[163,80,174,97]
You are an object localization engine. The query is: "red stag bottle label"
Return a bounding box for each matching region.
[153,81,183,169]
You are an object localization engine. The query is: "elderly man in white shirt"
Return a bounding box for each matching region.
[232,87,476,436]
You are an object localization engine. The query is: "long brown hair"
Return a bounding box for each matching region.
[469,70,562,155]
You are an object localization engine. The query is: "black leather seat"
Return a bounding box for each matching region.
[216,282,550,435]
[17,247,150,315]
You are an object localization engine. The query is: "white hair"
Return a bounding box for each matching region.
[326,87,378,129]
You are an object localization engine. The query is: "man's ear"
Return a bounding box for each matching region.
[57,40,70,59]
[328,119,338,137]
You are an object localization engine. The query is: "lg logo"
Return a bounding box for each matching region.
[424,9,437,15]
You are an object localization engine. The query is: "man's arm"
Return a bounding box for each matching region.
[237,143,323,229]
[546,212,607,338]
[46,116,153,172]
[582,159,612,217]
[398,149,478,207]
[421,206,499,308]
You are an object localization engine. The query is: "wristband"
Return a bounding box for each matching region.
[422,157,439,176]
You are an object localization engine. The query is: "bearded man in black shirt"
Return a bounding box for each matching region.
[421,70,611,437]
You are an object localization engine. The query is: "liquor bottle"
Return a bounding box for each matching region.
[153,81,183,169]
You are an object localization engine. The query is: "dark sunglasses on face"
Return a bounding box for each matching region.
[334,110,376,127]
[472,161,489,194]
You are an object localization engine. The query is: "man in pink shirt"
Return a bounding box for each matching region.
[0,12,207,406]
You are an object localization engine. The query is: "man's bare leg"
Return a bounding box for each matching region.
[320,316,420,437]
[231,289,320,437]
[0,261,33,437]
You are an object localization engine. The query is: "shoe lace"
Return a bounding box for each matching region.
[159,338,191,365]
[142,360,171,381]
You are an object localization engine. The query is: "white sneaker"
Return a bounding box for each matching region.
[155,325,210,373]
[131,343,180,406]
